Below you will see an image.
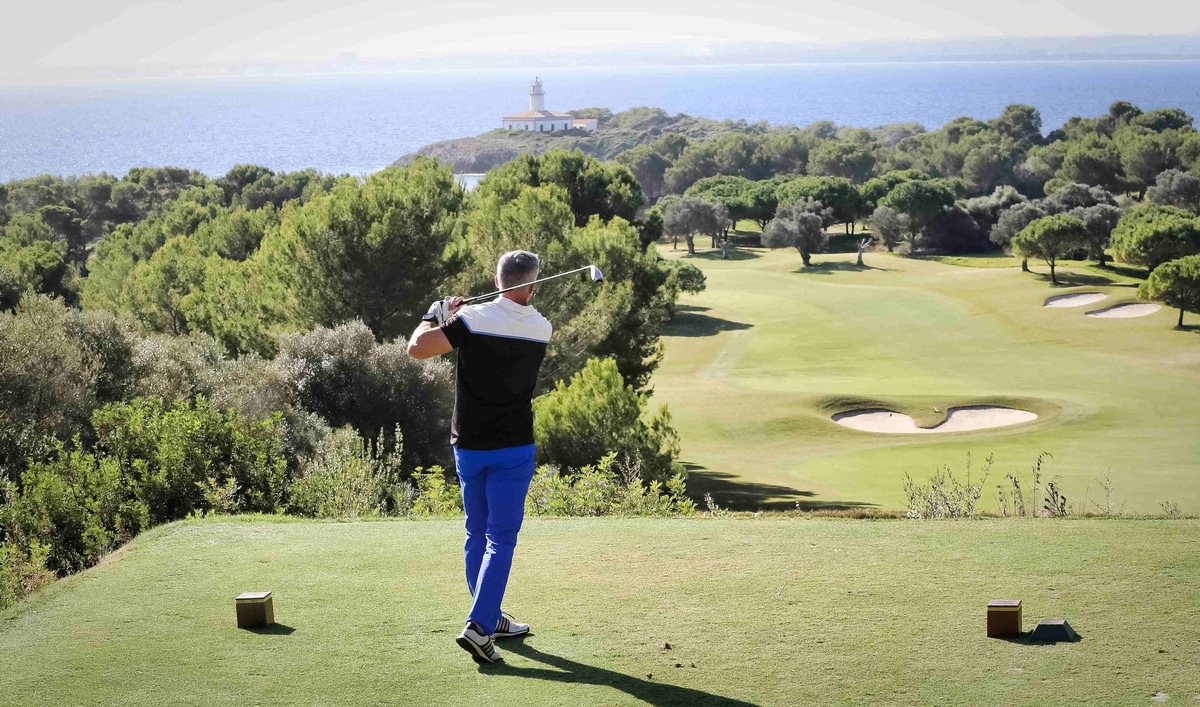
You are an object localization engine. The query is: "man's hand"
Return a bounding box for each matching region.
[422,296,464,326]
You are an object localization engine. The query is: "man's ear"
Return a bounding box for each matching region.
[495,275,500,288]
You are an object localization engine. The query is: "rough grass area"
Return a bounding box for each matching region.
[656,243,1200,513]
[2,517,1197,706]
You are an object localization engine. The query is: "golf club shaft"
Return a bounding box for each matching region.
[460,266,594,304]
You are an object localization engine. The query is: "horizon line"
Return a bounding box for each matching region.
[5,56,1200,89]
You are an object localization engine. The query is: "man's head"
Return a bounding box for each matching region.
[495,250,540,304]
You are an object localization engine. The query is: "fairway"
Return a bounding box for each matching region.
[655,241,1200,512]
[2,517,1198,706]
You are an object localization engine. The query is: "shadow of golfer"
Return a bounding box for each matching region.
[484,637,759,706]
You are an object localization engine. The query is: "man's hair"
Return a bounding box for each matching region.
[496,250,540,289]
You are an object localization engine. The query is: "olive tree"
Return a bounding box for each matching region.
[991,201,1048,271]
[1148,170,1200,213]
[762,200,828,266]
[663,197,728,255]
[1068,204,1122,267]
[869,205,909,252]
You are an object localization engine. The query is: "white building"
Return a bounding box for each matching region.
[502,77,598,132]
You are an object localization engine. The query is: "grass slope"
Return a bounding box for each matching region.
[655,239,1200,512]
[2,517,1198,706]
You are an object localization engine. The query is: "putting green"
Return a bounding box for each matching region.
[655,240,1200,512]
[2,517,1198,706]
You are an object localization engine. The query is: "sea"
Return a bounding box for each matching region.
[2,61,1200,182]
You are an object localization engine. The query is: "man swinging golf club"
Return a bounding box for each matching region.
[407,250,570,663]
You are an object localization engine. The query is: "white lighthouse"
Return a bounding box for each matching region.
[529,76,546,111]
[502,77,598,133]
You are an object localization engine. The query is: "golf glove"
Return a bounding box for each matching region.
[423,298,455,325]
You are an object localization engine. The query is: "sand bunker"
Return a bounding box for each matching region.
[1085,303,1161,319]
[832,406,1038,434]
[1044,292,1108,308]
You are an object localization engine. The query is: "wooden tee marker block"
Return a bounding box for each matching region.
[235,591,275,629]
[987,599,1022,638]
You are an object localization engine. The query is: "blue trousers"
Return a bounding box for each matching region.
[453,443,536,635]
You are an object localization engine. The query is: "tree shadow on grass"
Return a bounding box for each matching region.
[484,637,759,707]
[683,466,877,512]
[686,247,762,261]
[1033,270,1124,288]
[730,232,763,248]
[793,261,890,275]
[825,233,869,254]
[665,310,753,337]
[1100,263,1149,281]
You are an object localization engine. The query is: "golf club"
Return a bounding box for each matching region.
[460,265,604,305]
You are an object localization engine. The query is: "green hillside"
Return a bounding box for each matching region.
[393,107,765,172]
[654,239,1200,513]
[2,516,1197,706]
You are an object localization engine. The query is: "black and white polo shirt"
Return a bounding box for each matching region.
[440,297,552,450]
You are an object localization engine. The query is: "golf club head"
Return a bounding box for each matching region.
[588,265,604,282]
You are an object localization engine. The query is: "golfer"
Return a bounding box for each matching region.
[407,250,551,663]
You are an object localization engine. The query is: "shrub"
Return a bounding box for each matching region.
[405,467,463,516]
[924,205,992,254]
[995,452,1052,518]
[1042,479,1071,517]
[277,410,333,476]
[196,477,242,516]
[210,354,295,422]
[1,447,146,574]
[0,296,100,476]
[526,453,694,517]
[902,453,993,519]
[0,539,54,609]
[274,321,454,470]
[91,397,287,524]
[534,357,681,483]
[670,261,707,296]
[288,427,399,518]
[131,333,222,403]
[0,298,148,479]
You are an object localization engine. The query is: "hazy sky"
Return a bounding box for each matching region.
[6,0,1199,83]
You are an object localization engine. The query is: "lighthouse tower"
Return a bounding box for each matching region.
[501,77,597,132]
[529,76,546,111]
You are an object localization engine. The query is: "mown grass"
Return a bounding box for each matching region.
[655,241,1200,513]
[2,516,1198,706]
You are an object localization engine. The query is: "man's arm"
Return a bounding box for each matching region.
[407,320,452,359]
[407,296,464,359]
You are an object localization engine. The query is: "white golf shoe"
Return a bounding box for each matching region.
[456,621,502,663]
[493,612,530,639]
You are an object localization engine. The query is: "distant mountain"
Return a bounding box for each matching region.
[393,107,770,173]
[62,33,1199,85]
[305,34,1200,76]
[712,33,1200,64]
